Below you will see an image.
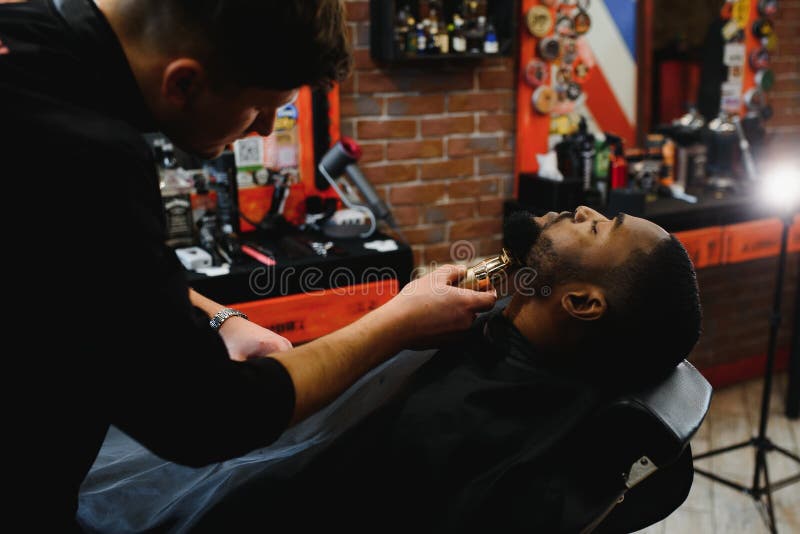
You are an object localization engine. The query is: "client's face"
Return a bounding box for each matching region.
[506,206,669,284]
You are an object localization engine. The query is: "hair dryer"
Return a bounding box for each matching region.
[318,137,398,236]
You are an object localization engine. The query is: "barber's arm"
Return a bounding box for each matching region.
[271,264,497,424]
[189,288,293,360]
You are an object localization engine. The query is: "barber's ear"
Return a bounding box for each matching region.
[561,287,607,321]
[162,59,206,109]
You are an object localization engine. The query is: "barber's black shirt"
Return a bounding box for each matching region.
[0,1,295,529]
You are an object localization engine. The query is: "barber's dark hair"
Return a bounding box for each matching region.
[587,235,702,390]
[118,0,352,90]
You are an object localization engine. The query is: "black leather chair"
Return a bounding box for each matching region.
[558,360,713,533]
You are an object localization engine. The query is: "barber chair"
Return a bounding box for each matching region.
[563,360,713,533]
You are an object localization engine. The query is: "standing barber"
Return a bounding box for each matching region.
[0,1,496,530]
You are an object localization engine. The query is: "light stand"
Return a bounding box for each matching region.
[693,209,800,533]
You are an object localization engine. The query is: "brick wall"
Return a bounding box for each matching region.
[342,1,517,267]
[689,252,798,371]
[764,1,800,153]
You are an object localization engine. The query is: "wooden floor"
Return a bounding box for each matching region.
[634,372,800,534]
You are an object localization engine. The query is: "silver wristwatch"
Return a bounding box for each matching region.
[209,308,248,331]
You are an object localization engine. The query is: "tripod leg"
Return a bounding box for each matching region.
[761,453,778,534]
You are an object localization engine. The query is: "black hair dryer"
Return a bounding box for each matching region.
[318,137,398,238]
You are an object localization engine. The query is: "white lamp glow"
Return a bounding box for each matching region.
[760,163,800,211]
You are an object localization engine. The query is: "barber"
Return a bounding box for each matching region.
[0,1,497,530]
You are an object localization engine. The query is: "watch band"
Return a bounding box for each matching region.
[209,308,249,331]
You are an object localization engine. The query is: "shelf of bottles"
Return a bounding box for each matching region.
[370,0,516,62]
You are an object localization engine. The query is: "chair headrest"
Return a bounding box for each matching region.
[590,360,712,467]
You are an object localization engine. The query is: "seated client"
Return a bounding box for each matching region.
[79,206,702,533]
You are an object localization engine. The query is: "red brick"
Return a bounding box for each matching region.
[355,22,370,47]
[352,48,377,71]
[357,119,417,139]
[424,243,459,265]
[345,1,369,21]
[419,157,473,180]
[448,178,481,198]
[448,92,513,112]
[424,201,476,223]
[361,163,417,185]
[479,113,514,133]
[387,140,443,160]
[340,73,355,94]
[450,219,502,241]
[402,225,447,245]
[412,246,425,268]
[421,116,474,136]
[480,57,514,69]
[478,155,513,175]
[477,237,505,256]
[387,94,446,115]
[448,136,501,157]
[479,177,501,195]
[359,142,385,163]
[340,119,355,138]
[340,95,382,117]
[359,71,473,93]
[478,198,505,217]
[392,206,422,226]
[477,69,515,90]
[390,183,447,204]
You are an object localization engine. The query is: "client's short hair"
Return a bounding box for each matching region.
[587,235,702,389]
[117,0,352,90]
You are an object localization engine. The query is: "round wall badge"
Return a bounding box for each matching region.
[755,69,775,91]
[749,47,770,70]
[526,6,553,38]
[758,0,778,17]
[555,14,575,37]
[541,0,560,6]
[565,82,582,101]
[524,59,549,87]
[763,32,778,52]
[532,86,557,114]
[573,59,591,83]
[538,36,562,61]
[574,9,591,35]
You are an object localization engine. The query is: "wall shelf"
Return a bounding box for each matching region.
[370,0,516,63]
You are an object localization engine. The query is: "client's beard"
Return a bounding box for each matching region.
[503,211,543,265]
[503,211,577,295]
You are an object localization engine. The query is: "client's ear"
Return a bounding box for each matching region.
[561,286,607,321]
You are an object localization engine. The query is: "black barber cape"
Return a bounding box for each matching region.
[194,310,601,534]
[0,1,294,530]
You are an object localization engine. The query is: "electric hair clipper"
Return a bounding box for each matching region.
[457,248,513,291]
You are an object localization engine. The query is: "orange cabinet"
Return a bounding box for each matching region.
[722,218,785,265]
[674,227,724,269]
[232,279,398,345]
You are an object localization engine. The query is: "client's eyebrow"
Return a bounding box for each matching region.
[612,213,626,231]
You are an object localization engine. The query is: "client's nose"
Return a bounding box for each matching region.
[574,205,604,223]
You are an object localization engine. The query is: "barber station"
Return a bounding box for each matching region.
[8,0,798,532]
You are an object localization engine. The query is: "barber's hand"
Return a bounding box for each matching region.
[383,264,497,350]
[217,318,293,362]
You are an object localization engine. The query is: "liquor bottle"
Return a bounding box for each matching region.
[467,15,487,53]
[394,4,411,55]
[451,16,467,53]
[405,16,417,55]
[484,22,499,54]
[416,23,427,54]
